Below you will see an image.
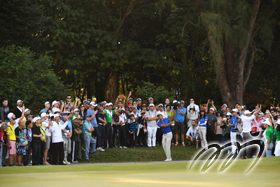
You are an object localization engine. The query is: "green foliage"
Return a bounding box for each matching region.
[0,45,69,113]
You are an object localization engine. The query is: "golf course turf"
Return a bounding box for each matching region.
[0,156,279,186]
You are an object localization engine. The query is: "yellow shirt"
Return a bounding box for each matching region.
[39,124,46,141]
[6,124,16,141]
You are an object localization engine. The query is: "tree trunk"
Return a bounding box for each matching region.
[181,50,188,102]
[106,71,118,102]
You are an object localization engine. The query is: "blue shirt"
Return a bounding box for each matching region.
[39,108,48,115]
[158,118,172,134]
[175,107,186,122]
[199,116,208,127]
[86,109,98,127]
[83,120,92,135]
[129,121,137,133]
[230,116,238,132]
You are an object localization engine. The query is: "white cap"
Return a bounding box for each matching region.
[258,112,264,115]
[52,108,60,114]
[74,108,79,112]
[276,119,280,125]
[41,112,48,118]
[158,103,163,107]
[244,110,251,115]
[53,114,60,118]
[33,117,41,123]
[52,100,59,106]
[232,108,238,113]
[7,113,14,120]
[221,103,228,108]
[108,102,113,106]
[149,104,155,107]
[45,101,50,105]
[90,102,97,106]
[17,100,23,103]
[226,112,232,116]
[149,97,154,100]
[263,119,271,126]
[24,108,30,113]
[173,100,178,104]
[209,107,215,111]
[72,117,77,121]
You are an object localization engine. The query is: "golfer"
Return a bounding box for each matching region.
[157,113,174,162]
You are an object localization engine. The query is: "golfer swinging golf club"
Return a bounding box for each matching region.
[157,113,175,161]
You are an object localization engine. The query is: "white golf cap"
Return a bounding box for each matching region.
[232,108,238,113]
[24,108,30,113]
[52,100,59,106]
[45,101,50,105]
[74,108,79,112]
[108,102,113,106]
[244,110,251,115]
[33,117,41,122]
[149,104,155,107]
[7,113,14,120]
[52,108,60,114]
[149,97,154,100]
[90,102,97,106]
[276,119,280,125]
[17,100,23,103]
[158,103,163,107]
[53,114,60,118]
[41,112,48,118]
[173,100,178,104]
[226,112,232,116]
[263,119,271,126]
[209,107,215,111]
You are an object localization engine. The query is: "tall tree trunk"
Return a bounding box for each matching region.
[106,71,118,102]
[181,50,188,102]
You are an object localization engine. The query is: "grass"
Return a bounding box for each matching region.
[86,144,198,163]
[0,156,279,186]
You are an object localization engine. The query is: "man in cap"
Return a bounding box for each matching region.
[187,98,199,113]
[148,97,154,105]
[145,104,158,148]
[174,100,187,146]
[96,103,106,150]
[71,117,83,163]
[51,100,60,114]
[61,112,73,165]
[274,119,280,156]
[14,100,23,119]
[104,103,115,148]
[49,114,69,165]
[137,98,142,111]
[240,105,261,158]
[39,101,50,115]
[83,114,96,161]
[263,119,273,157]
[32,117,43,165]
[41,113,51,165]
[229,108,238,155]
[206,107,217,144]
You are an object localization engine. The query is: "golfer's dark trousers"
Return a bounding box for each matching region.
[52,142,64,164]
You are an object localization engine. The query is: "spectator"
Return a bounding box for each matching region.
[164,98,170,111]
[96,103,106,150]
[207,107,217,144]
[263,119,273,157]
[156,104,167,146]
[49,114,68,165]
[51,101,60,114]
[104,102,115,148]
[186,98,199,113]
[83,114,96,162]
[174,100,187,146]
[128,115,137,148]
[148,97,154,105]
[146,104,158,148]
[23,120,32,166]
[136,98,142,111]
[39,101,50,115]
[157,113,174,161]
[221,104,227,114]
[141,104,148,113]
[15,120,27,166]
[41,113,51,165]
[274,119,280,156]
[14,100,23,119]
[220,113,232,154]
[215,111,223,143]
[32,117,42,165]
[0,121,8,167]
[61,113,72,165]
[198,110,208,150]
[186,120,200,149]
[137,111,147,147]
[79,105,86,120]
[118,108,127,148]
[229,108,238,155]
[87,102,101,150]
[0,99,9,122]
[71,117,82,163]
[187,104,198,128]
[240,106,261,158]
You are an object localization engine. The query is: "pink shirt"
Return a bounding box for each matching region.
[252,118,264,132]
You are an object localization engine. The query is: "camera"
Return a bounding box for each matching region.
[173,102,179,110]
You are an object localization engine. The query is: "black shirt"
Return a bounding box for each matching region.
[207,114,217,131]
[14,107,22,119]
[96,110,105,124]
[0,106,10,122]
[32,125,41,146]
[15,127,23,143]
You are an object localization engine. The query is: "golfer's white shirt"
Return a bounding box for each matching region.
[241,115,256,133]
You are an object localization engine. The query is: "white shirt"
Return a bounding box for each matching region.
[241,115,256,133]
[187,104,199,113]
[157,110,168,119]
[186,126,199,138]
[119,113,127,126]
[42,120,51,136]
[49,120,68,143]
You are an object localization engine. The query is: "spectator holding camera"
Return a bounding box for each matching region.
[174,100,187,147]
[186,120,200,149]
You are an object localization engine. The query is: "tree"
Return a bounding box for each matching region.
[195,0,280,107]
[0,45,69,112]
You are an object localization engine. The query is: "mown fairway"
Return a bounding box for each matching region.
[0,156,279,187]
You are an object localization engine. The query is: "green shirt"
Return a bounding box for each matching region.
[105,109,115,123]
[265,126,274,141]
[72,124,81,142]
[275,128,280,141]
